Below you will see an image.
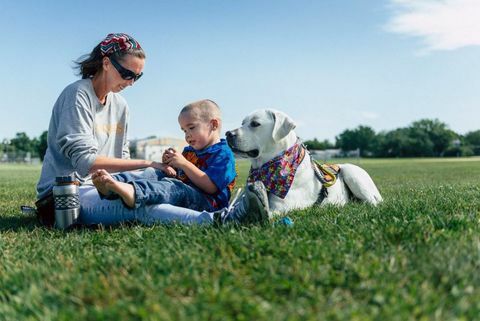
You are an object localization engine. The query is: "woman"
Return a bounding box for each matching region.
[37,32,269,227]
[36,33,168,225]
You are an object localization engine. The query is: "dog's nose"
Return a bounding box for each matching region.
[225,131,236,146]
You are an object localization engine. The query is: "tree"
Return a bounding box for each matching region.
[407,126,435,156]
[10,132,33,153]
[1,138,13,155]
[464,130,480,155]
[303,138,335,150]
[409,119,455,157]
[36,131,48,160]
[129,141,137,158]
[335,125,376,156]
[464,130,480,146]
[376,128,410,157]
[374,119,455,157]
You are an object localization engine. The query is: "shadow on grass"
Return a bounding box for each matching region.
[0,214,143,233]
[0,213,249,233]
[0,214,39,232]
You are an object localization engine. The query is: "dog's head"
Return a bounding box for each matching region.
[226,109,296,163]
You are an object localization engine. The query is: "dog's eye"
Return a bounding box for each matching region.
[250,121,261,128]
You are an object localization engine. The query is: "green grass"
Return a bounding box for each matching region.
[1,158,480,320]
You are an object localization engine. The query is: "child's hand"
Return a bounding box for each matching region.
[163,148,188,169]
[161,165,177,177]
[161,149,171,163]
[151,162,177,177]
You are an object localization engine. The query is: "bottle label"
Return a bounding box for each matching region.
[54,194,80,210]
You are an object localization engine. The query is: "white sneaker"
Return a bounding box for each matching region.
[219,181,270,225]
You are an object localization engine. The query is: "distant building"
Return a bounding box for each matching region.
[311,148,360,160]
[311,149,343,160]
[134,137,187,161]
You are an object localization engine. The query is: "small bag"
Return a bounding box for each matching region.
[35,192,55,227]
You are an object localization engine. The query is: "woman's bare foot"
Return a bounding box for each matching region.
[92,170,135,208]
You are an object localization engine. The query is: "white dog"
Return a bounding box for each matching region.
[226,109,383,214]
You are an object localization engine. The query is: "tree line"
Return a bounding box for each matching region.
[2,118,479,160]
[1,131,48,160]
[304,118,479,157]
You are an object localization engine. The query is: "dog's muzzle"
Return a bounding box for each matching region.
[225,130,236,148]
[225,130,260,158]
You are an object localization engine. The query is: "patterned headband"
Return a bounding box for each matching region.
[100,33,142,57]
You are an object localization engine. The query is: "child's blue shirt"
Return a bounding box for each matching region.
[177,139,236,209]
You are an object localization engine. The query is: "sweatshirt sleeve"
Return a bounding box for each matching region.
[57,90,98,177]
[122,108,131,159]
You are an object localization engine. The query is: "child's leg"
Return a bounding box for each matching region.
[94,171,212,210]
[130,177,212,210]
[81,182,269,227]
[93,170,136,208]
[80,185,214,226]
[112,167,166,183]
[94,168,166,200]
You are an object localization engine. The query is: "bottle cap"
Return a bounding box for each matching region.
[55,174,77,184]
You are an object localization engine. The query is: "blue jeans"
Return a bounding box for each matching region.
[79,168,217,226]
[112,168,214,212]
[79,186,216,226]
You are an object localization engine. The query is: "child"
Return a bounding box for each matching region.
[93,99,237,213]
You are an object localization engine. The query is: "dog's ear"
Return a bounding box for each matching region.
[270,110,296,141]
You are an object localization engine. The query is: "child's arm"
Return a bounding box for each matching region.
[164,149,218,194]
[177,162,218,194]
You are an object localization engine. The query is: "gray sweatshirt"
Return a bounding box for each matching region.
[36,79,130,199]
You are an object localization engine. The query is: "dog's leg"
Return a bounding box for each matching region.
[339,164,383,205]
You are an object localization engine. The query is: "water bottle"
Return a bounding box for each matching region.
[53,175,80,229]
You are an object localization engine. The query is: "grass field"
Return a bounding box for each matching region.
[1,158,480,320]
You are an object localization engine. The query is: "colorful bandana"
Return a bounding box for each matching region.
[100,33,142,57]
[247,143,305,199]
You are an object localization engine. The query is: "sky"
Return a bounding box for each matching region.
[1,0,479,143]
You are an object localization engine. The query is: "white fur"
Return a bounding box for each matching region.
[226,109,383,215]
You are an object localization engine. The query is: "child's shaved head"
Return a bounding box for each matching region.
[180,99,222,125]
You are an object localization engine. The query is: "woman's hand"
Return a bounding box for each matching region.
[163,148,188,169]
[151,161,177,177]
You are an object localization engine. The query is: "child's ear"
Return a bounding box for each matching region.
[210,119,219,131]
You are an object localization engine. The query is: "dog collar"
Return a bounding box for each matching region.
[247,141,305,199]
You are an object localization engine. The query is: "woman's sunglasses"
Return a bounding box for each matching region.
[109,57,143,82]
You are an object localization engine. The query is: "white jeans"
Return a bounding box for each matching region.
[79,186,215,226]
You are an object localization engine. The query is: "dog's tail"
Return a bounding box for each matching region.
[339,164,383,205]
